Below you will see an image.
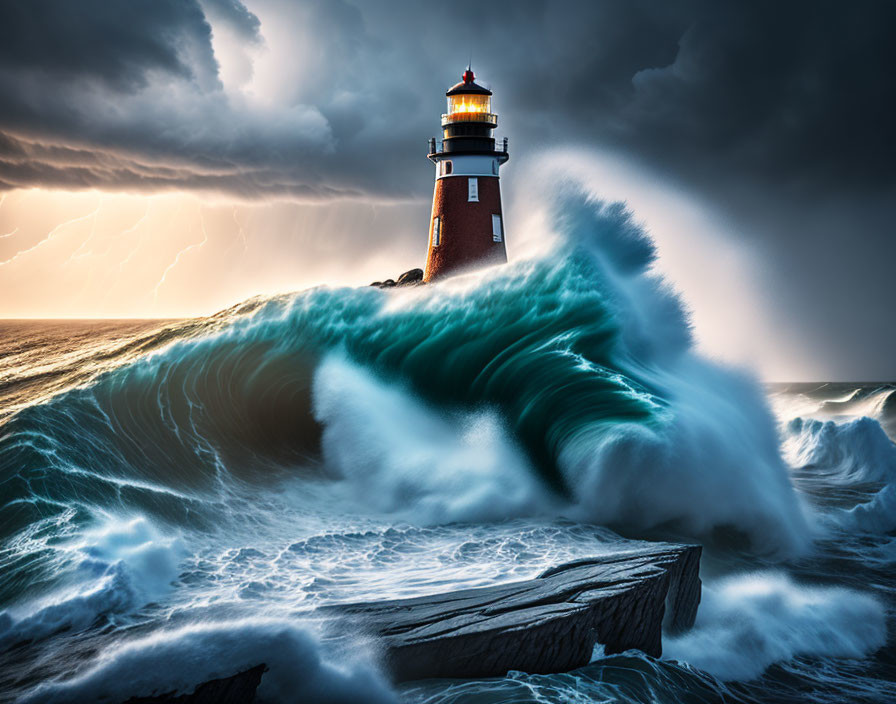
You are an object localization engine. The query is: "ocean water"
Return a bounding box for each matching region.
[0,191,894,703]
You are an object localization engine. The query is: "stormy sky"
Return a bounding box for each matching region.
[0,0,893,380]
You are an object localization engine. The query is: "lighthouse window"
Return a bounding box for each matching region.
[441,160,453,176]
[468,177,479,202]
[492,160,498,175]
[432,216,441,246]
[492,214,503,242]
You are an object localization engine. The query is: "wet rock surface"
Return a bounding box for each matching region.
[328,543,701,681]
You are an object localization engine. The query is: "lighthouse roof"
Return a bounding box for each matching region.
[446,68,492,96]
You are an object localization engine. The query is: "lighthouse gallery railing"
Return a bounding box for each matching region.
[428,137,508,155]
[441,112,498,127]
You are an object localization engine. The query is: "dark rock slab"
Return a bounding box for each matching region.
[326,544,701,682]
[121,664,266,704]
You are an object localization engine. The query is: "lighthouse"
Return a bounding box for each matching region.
[424,67,509,282]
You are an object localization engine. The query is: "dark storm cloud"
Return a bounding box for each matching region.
[0,0,433,198]
[0,0,218,91]
[1,0,892,200]
[0,131,356,198]
[579,1,896,193]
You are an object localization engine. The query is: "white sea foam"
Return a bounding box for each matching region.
[0,517,182,645]
[19,619,397,704]
[663,572,887,681]
[562,361,813,556]
[312,355,547,523]
[836,478,896,534]
[545,195,812,556]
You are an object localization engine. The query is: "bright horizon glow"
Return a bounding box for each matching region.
[0,187,429,320]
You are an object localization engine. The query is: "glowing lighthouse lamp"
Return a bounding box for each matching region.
[424,67,509,281]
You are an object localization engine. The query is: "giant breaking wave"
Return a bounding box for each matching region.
[0,190,810,561]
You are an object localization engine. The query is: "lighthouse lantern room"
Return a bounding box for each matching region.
[424,67,509,281]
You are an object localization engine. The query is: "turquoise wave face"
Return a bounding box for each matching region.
[295,251,664,493]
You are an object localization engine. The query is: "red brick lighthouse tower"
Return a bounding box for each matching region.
[424,67,509,281]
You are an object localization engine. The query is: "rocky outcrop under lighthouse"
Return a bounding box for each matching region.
[370,268,424,288]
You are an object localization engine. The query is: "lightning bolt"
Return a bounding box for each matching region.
[232,206,248,252]
[63,197,103,266]
[117,201,153,273]
[152,204,210,300]
[72,198,155,302]
[0,203,101,267]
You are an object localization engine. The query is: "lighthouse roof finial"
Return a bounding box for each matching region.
[447,64,491,96]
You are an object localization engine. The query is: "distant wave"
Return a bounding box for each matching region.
[786,416,896,484]
[785,415,896,533]
[770,383,896,440]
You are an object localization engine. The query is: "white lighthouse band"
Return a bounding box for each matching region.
[435,154,503,179]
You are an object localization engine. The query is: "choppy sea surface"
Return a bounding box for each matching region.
[1,192,894,703]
